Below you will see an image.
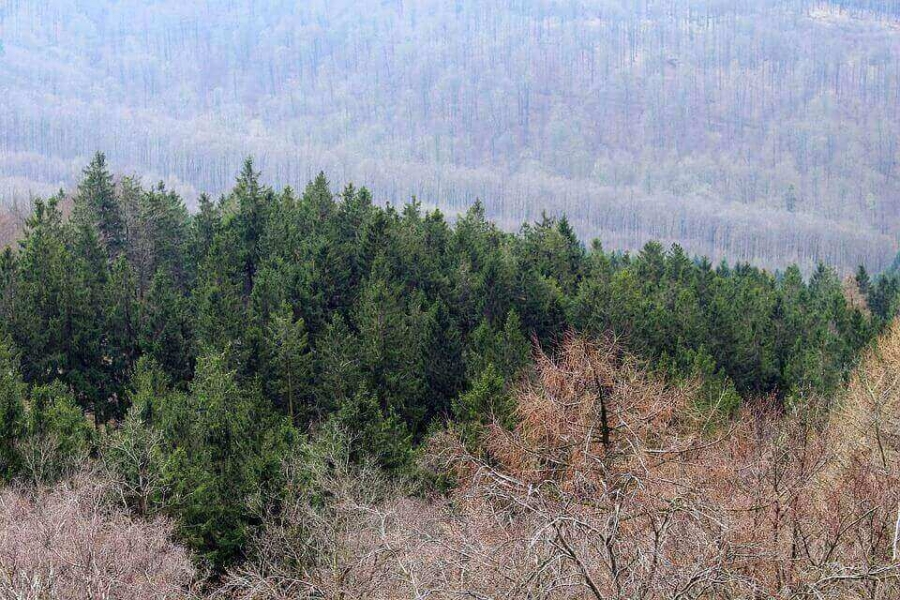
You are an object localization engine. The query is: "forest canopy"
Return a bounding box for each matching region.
[4,2,900,596]
[0,154,897,597]
[1,153,894,434]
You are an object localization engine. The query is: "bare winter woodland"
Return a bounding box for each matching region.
[1,0,899,271]
[0,473,194,599]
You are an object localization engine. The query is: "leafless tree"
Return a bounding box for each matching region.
[0,470,195,600]
[218,333,900,599]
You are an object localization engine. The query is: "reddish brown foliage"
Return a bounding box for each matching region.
[220,333,900,599]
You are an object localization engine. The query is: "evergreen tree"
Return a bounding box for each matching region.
[103,256,139,416]
[336,389,412,472]
[157,351,292,570]
[140,271,195,384]
[266,303,312,424]
[24,382,95,483]
[193,225,249,355]
[869,273,900,323]
[232,157,270,298]
[192,193,221,265]
[11,196,71,385]
[131,183,192,294]
[452,363,514,448]
[73,152,126,259]
[303,171,336,224]
[355,277,428,433]
[68,221,112,421]
[855,265,871,297]
[465,310,530,381]
[313,314,363,417]
[421,300,466,421]
[0,338,25,480]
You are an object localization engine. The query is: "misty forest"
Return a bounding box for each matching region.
[2,1,900,599]
[2,0,900,271]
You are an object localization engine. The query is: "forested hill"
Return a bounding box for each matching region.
[1,0,899,272]
[0,153,899,574]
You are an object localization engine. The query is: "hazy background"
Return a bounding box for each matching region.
[1,0,898,271]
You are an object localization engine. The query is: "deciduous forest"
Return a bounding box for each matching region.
[0,155,899,597]
[1,0,899,271]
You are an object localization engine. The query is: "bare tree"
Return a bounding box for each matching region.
[218,332,900,599]
[0,470,195,600]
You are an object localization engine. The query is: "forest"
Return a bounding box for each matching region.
[1,155,900,598]
[2,0,900,272]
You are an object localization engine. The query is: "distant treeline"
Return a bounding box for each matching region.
[831,0,900,16]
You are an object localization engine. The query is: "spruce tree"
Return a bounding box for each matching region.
[0,338,25,480]
[156,351,291,570]
[140,271,195,383]
[266,303,312,423]
[73,152,126,259]
[192,193,220,264]
[313,314,363,417]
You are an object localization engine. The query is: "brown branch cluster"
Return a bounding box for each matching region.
[222,330,900,599]
[0,471,194,600]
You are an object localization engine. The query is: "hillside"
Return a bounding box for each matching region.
[1,0,899,271]
[0,151,895,595]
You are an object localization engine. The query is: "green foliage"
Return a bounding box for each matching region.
[0,339,95,484]
[465,310,530,381]
[683,348,742,422]
[73,152,126,259]
[869,272,900,324]
[22,381,95,483]
[265,303,312,423]
[452,364,515,449]
[140,271,195,384]
[336,389,412,472]
[4,156,897,570]
[152,351,293,570]
[0,339,26,480]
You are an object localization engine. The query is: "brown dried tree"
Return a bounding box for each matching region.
[219,332,900,599]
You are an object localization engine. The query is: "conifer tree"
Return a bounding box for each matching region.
[856,265,871,297]
[157,351,291,570]
[303,171,335,224]
[313,314,363,417]
[140,271,195,383]
[73,152,126,259]
[24,382,95,483]
[355,277,428,432]
[192,192,220,264]
[452,363,513,447]
[69,221,111,420]
[0,338,25,480]
[336,389,412,472]
[266,303,312,423]
[103,256,138,416]
[239,158,271,292]
[10,196,70,385]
